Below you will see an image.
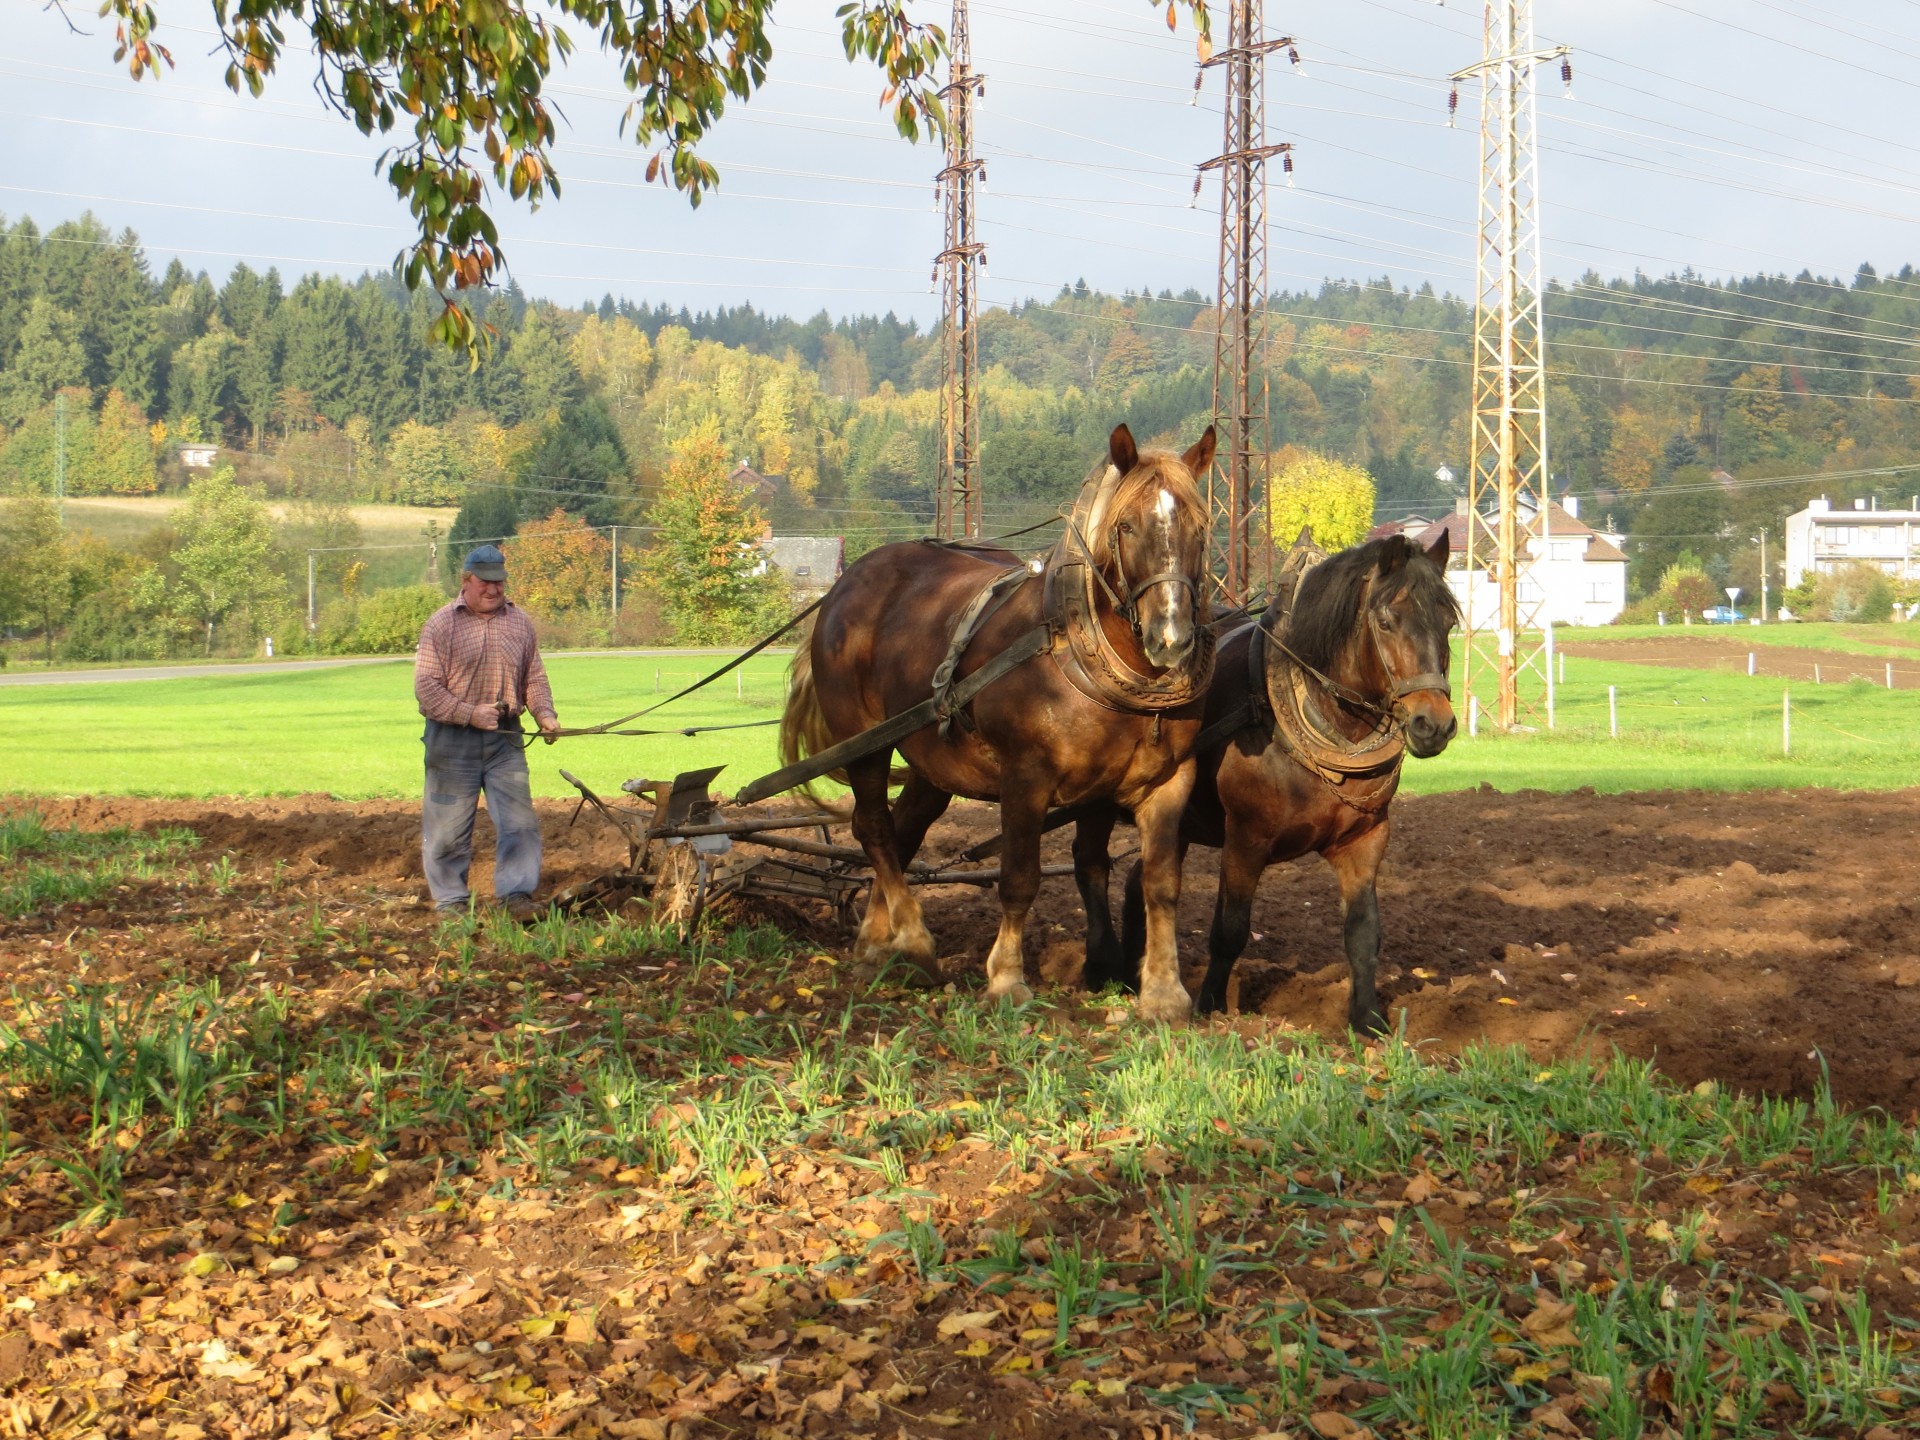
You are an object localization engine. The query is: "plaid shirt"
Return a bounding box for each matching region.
[414,599,557,728]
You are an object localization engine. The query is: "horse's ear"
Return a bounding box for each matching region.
[1109,424,1139,475]
[1424,525,1451,569]
[1377,535,1413,576]
[1180,424,1217,476]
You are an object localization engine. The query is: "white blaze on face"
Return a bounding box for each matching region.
[1144,486,1188,661]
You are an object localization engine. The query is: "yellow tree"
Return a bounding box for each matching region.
[507,508,611,618]
[1268,448,1376,551]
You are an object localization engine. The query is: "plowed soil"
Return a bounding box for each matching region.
[19,784,1920,1116]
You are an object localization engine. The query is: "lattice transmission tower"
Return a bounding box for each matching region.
[1195,4,1294,606]
[935,0,986,541]
[1451,1,1569,729]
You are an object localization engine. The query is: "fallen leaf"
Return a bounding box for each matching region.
[937,1309,1000,1337]
[1309,1412,1361,1438]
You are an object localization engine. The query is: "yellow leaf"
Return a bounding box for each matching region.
[1512,1361,1552,1384]
[1496,996,1520,1006]
[185,1252,224,1278]
[1376,1215,1397,1237]
[938,1309,1000,1337]
[994,1353,1034,1373]
[1096,1377,1129,1397]
[960,1338,991,1358]
[225,1190,256,1210]
[518,1314,560,1339]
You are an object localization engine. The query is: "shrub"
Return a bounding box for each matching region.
[352,585,447,654]
[1813,562,1894,622]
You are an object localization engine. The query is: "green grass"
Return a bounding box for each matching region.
[1410,651,1920,793]
[7,642,1920,798]
[0,812,197,916]
[1571,620,1920,657]
[0,653,797,798]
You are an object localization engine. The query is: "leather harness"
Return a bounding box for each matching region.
[1192,539,1451,815]
[733,463,1212,805]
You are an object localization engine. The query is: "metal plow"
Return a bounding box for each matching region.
[554,766,1075,931]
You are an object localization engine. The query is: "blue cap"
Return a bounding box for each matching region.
[463,544,507,581]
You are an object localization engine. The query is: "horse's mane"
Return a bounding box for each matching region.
[1081,449,1208,567]
[1285,534,1460,675]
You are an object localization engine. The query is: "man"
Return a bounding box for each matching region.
[414,543,561,917]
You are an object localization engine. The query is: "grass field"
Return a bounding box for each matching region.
[1569,621,1920,656]
[3,819,1919,1437]
[62,496,459,594]
[5,643,1920,798]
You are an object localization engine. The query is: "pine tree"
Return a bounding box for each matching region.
[0,298,88,425]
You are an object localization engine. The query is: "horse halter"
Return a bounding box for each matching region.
[1106,520,1199,634]
[1274,578,1450,733]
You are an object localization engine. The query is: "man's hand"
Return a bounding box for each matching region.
[470,705,501,732]
[538,713,561,744]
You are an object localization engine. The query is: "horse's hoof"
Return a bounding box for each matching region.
[1195,988,1228,1016]
[1136,988,1193,1025]
[1351,1005,1391,1038]
[988,980,1034,1006]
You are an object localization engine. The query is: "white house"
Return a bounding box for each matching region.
[1415,495,1628,629]
[1783,495,1920,588]
[179,442,220,469]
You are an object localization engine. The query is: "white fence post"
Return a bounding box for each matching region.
[1608,685,1617,739]
[1783,689,1791,756]
[1888,662,1895,690]
[1748,652,1755,677]
[1469,694,1480,738]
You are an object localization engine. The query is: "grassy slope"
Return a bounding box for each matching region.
[62,497,460,593]
[7,644,1920,799]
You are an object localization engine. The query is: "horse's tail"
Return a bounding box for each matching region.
[776,617,852,813]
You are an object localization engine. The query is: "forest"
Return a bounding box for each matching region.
[3,208,1919,657]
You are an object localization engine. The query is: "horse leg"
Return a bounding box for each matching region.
[1197,828,1267,1015]
[983,766,1050,1005]
[890,770,952,868]
[1072,805,1123,990]
[1326,823,1392,1036]
[1131,767,1197,1025]
[846,755,938,983]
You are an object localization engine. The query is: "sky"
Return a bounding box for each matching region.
[6,0,1920,326]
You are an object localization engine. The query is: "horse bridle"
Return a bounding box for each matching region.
[1269,578,1451,732]
[1064,513,1200,639]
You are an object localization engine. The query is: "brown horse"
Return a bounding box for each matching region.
[776,424,1215,1021]
[1100,529,1459,1033]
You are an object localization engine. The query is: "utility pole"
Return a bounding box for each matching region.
[53,390,67,527]
[934,0,986,541]
[1756,527,1768,622]
[611,525,620,616]
[1451,1,1569,730]
[1196,4,1294,606]
[307,551,317,631]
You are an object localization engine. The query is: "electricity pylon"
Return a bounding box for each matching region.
[935,0,986,540]
[1452,1,1568,729]
[1196,3,1294,605]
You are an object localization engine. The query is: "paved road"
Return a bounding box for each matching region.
[0,648,786,687]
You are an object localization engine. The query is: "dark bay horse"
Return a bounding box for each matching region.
[777,424,1215,1022]
[1101,529,1459,1033]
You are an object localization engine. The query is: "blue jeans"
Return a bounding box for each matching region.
[421,719,543,908]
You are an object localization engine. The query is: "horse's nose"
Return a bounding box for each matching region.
[1408,710,1457,755]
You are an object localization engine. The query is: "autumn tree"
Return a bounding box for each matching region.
[641,422,786,644]
[507,508,611,618]
[1268,448,1377,551]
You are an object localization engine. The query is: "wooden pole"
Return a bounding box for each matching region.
[1608,684,1617,738]
[1782,689,1790,756]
